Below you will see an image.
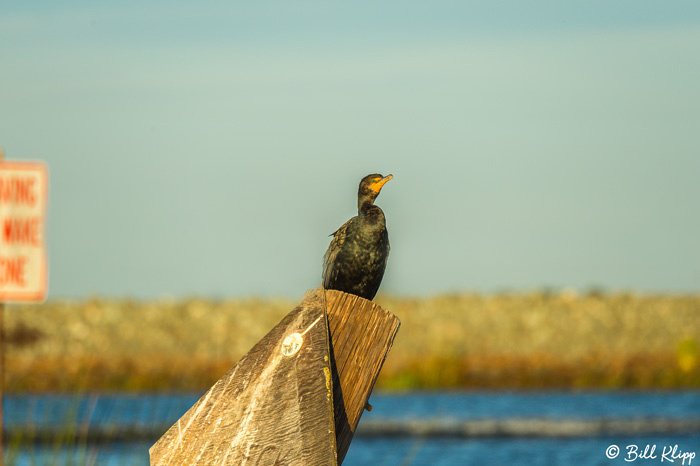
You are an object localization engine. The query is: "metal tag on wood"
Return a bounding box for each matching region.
[150,288,337,465]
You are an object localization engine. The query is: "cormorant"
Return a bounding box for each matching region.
[322,173,392,300]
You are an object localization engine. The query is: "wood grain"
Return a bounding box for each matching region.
[323,289,401,464]
[150,287,337,465]
[150,287,400,465]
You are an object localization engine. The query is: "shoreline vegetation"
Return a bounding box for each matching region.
[4,291,700,391]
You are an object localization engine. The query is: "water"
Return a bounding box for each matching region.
[4,391,700,465]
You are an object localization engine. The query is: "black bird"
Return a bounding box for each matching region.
[322,173,393,300]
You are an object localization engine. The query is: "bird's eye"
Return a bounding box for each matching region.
[372,178,379,183]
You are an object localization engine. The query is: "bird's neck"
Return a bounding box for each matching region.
[359,201,384,226]
[357,192,377,212]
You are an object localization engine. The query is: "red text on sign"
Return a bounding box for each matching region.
[0,176,37,207]
[0,256,28,287]
[3,217,41,246]
[2,217,41,247]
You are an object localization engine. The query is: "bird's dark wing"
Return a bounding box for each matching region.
[383,234,391,269]
[322,217,355,288]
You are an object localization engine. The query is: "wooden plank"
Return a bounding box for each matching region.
[322,288,401,464]
[150,287,400,465]
[150,287,337,465]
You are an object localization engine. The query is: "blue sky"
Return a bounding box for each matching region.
[2,1,699,298]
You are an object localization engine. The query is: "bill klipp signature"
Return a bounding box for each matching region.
[606,444,696,464]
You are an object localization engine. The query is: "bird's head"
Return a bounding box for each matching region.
[358,173,393,208]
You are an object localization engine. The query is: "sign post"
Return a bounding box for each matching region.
[0,149,49,465]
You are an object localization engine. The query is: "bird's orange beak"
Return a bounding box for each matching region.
[370,174,393,193]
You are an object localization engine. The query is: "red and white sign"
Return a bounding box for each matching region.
[0,161,48,302]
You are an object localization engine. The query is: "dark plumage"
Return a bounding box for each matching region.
[322,173,392,300]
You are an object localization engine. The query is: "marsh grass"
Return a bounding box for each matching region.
[4,393,98,466]
[4,291,700,391]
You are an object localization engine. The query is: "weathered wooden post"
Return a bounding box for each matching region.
[322,289,400,463]
[150,286,400,465]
